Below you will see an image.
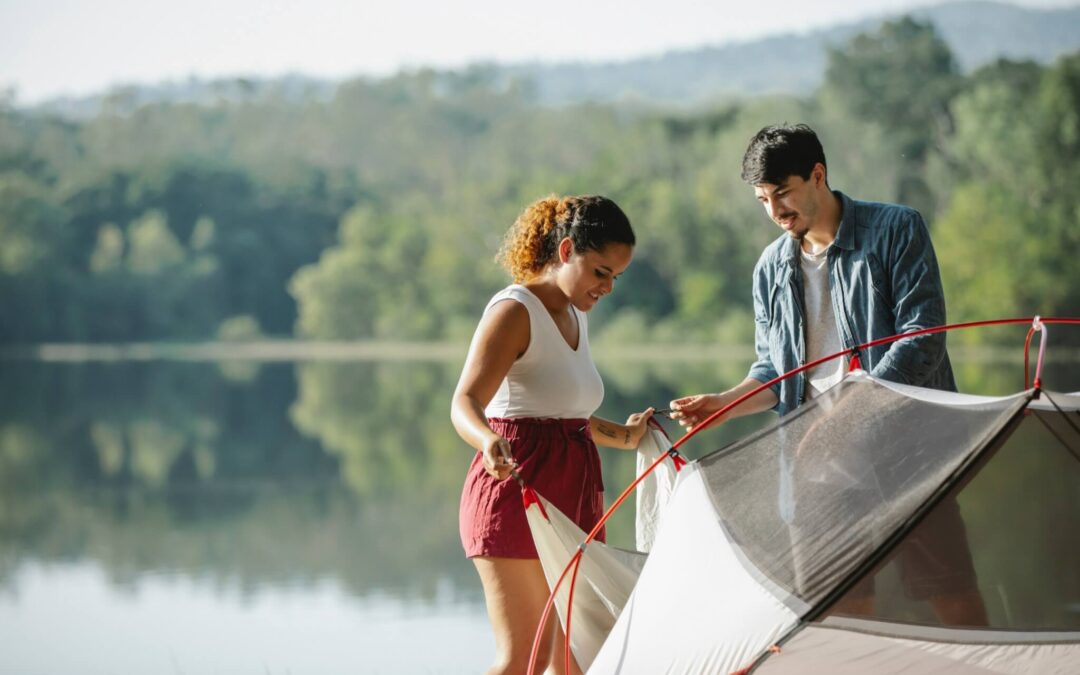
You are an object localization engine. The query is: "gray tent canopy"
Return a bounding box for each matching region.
[718,375,1080,674]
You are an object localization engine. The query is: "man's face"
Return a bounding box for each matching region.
[753,166,824,240]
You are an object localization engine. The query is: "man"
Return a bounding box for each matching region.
[670,123,986,625]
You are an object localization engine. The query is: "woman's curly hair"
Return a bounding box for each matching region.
[497,195,634,282]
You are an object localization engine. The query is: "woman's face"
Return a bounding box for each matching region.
[554,238,634,312]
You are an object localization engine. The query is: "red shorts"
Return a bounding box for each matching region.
[459,417,606,559]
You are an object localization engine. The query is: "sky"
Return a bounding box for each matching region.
[1,0,1075,103]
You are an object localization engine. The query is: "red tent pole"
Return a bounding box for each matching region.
[682,317,1080,444]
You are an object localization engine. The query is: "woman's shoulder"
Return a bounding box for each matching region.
[483,285,533,326]
[486,283,530,305]
[484,293,530,321]
[476,292,531,356]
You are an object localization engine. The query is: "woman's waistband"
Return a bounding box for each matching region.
[487,417,592,439]
[488,416,589,427]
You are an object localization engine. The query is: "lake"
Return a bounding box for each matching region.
[0,347,1077,674]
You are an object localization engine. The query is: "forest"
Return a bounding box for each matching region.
[1,18,1077,348]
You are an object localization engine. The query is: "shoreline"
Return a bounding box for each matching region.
[2,341,1077,364]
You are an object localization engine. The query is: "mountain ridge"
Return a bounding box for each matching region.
[23,0,1080,117]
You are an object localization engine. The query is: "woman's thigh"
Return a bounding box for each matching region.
[473,556,581,674]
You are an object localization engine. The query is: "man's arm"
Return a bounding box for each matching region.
[746,256,783,406]
[669,378,778,431]
[872,211,949,386]
[669,260,781,430]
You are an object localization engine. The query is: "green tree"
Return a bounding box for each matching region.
[824,17,960,213]
[291,203,432,339]
[936,53,1080,343]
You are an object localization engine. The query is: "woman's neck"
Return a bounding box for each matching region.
[523,277,570,314]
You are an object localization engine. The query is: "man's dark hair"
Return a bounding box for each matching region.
[740,123,827,185]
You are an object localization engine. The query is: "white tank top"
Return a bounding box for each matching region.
[483,285,605,420]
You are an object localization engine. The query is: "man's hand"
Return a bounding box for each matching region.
[668,394,725,431]
[669,380,778,432]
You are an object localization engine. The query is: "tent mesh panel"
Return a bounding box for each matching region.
[698,377,1027,611]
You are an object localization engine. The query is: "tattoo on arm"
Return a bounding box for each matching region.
[624,429,631,446]
[597,423,616,438]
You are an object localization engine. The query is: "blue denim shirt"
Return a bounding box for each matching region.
[747,191,955,416]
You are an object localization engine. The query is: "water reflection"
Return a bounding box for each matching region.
[0,561,492,675]
[0,352,1076,672]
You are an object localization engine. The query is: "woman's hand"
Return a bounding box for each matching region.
[590,409,655,449]
[480,435,515,480]
[623,407,655,448]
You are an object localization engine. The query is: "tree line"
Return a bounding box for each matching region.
[1,18,1077,346]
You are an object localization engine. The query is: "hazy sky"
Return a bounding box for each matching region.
[1,0,1075,103]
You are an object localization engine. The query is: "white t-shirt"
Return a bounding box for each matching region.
[801,246,847,398]
[483,285,604,420]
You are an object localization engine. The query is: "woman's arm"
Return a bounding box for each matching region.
[450,301,530,480]
[589,408,655,450]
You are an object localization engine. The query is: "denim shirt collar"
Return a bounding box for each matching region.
[782,190,855,267]
[833,191,856,251]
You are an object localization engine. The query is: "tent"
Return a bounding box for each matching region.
[526,371,1080,674]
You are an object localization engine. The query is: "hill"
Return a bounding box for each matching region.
[28,1,1080,117]
[508,1,1080,104]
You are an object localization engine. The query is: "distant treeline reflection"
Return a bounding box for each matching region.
[1,356,1076,605]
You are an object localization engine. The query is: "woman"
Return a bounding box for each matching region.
[452,195,654,674]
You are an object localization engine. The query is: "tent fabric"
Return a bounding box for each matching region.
[526,493,648,671]
[589,464,801,674]
[696,374,1030,608]
[825,398,1080,634]
[818,616,1080,644]
[524,372,1080,674]
[525,425,674,671]
[754,622,1080,674]
[634,425,679,552]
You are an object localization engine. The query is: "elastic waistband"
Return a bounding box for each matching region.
[488,417,592,441]
[488,417,589,429]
